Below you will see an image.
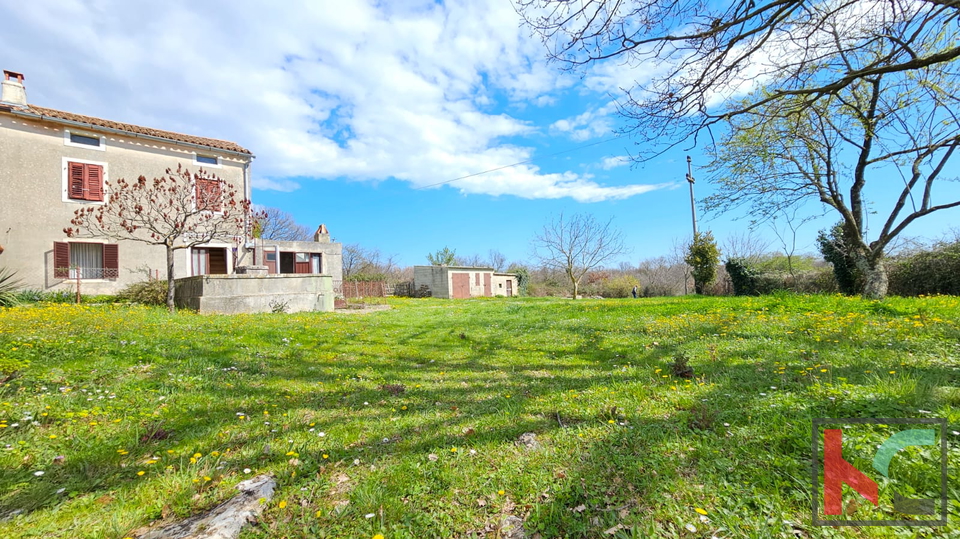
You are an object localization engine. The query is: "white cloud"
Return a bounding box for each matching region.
[599,155,631,170]
[550,102,619,141]
[1,0,661,203]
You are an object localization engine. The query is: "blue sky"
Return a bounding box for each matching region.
[3,0,958,267]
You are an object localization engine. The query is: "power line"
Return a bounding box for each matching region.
[415,135,624,190]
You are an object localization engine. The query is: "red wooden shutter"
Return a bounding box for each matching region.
[86,165,104,201]
[54,242,70,278]
[102,243,119,279]
[208,180,222,211]
[68,163,85,199]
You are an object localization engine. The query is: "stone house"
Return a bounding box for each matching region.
[0,70,342,296]
[414,266,518,299]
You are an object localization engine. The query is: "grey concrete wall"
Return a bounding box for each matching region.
[413,266,449,298]
[175,274,334,314]
[0,113,251,294]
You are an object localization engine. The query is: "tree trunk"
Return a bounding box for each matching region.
[851,246,888,300]
[572,278,579,300]
[861,260,888,300]
[166,245,176,313]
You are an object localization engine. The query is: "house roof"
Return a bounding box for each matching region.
[1,104,252,156]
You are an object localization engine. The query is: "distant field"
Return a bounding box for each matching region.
[0,295,958,538]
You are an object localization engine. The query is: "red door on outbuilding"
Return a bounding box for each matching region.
[483,273,492,296]
[452,273,470,299]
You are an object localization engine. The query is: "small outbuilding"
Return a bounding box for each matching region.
[414,266,518,299]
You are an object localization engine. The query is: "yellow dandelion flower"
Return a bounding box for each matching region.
[694,507,708,515]
[278,500,287,509]
[137,471,145,476]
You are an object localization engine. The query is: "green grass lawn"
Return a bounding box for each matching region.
[0,295,958,538]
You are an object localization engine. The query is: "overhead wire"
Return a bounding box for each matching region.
[415,135,624,190]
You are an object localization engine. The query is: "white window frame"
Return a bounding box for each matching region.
[63,129,106,151]
[193,152,222,169]
[61,157,108,205]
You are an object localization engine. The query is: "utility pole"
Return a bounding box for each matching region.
[686,155,699,238]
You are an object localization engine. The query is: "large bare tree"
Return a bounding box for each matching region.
[65,165,249,312]
[253,205,312,242]
[532,212,627,299]
[517,0,960,155]
[705,51,960,298]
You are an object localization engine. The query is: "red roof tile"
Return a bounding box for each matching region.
[7,104,252,155]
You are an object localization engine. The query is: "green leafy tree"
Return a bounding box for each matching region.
[685,232,720,295]
[817,223,862,295]
[427,247,457,266]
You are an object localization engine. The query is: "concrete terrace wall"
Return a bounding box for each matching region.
[175,274,334,314]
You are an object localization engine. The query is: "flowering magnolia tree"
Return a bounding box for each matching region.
[64,164,250,312]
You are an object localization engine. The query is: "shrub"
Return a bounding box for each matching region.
[596,274,640,298]
[817,223,862,295]
[0,268,25,307]
[117,279,167,305]
[725,258,761,296]
[686,232,720,294]
[888,241,960,296]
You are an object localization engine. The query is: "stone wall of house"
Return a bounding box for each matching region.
[0,112,251,293]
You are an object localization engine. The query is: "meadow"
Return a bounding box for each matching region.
[0,295,957,538]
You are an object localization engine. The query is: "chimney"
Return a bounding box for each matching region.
[1,71,27,107]
[313,224,330,242]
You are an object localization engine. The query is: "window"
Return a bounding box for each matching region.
[196,155,218,165]
[53,242,118,279]
[67,162,104,202]
[70,133,101,147]
[195,178,222,211]
[64,130,105,151]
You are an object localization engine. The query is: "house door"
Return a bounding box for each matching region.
[279,252,295,274]
[193,248,228,275]
[265,251,277,274]
[505,279,513,297]
[451,273,470,299]
[483,273,492,297]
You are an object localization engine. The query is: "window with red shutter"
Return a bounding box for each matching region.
[68,163,85,200]
[54,242,70,279]
[102,244,119,279]
[86,165,104,201]
[67,162,105,201]
[195,178,222,211]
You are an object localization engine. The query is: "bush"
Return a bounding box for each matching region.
[0,268,23,307]
[117,279,168,305]
[725,258,762,296]
[596,274,640,298]
[888,241,960,296]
